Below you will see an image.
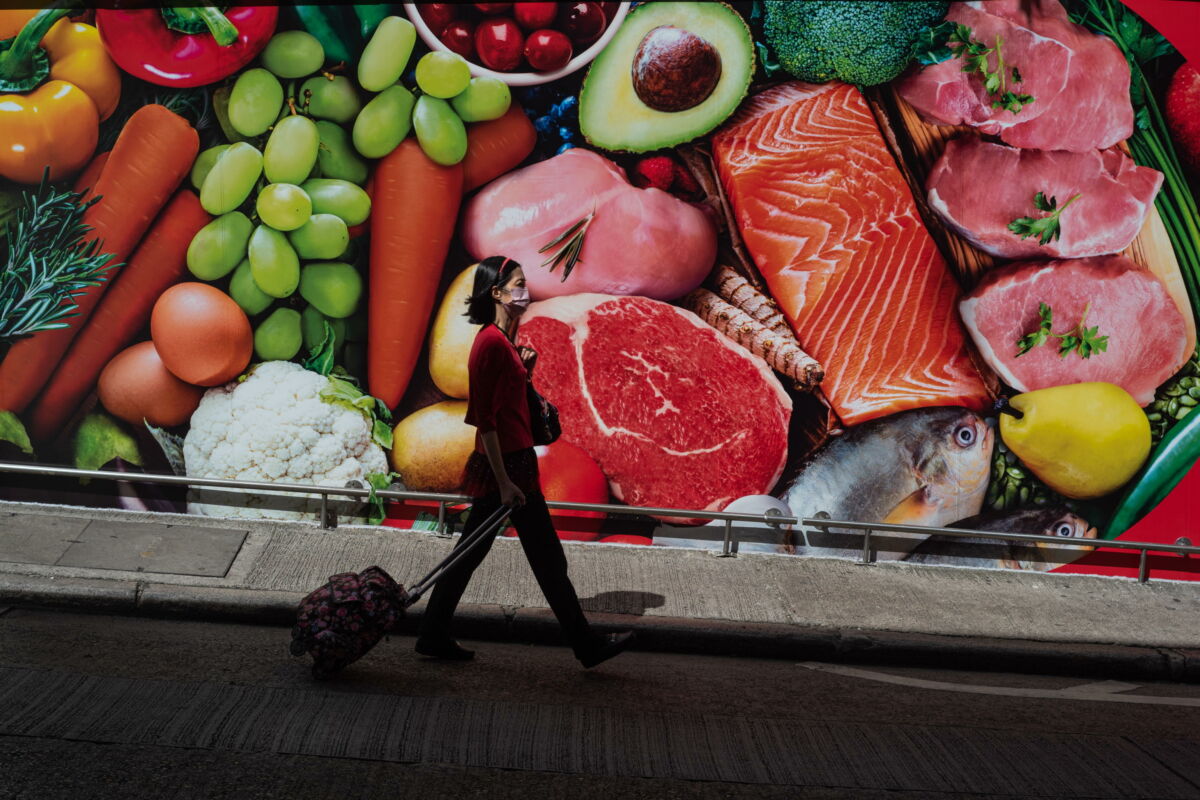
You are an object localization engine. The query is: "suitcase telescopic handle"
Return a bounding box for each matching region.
[403,503,512,606]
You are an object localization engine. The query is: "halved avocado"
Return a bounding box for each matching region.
[580,2,755,153]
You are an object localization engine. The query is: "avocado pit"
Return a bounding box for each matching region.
[631,26,721,113]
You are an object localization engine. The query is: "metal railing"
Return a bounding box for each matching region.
[1,461,1196,584]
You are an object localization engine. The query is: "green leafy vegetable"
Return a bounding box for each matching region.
[319,374,393,450]
[1007,191,1082,245]
[1016,302,1109,360]
[1,173,115,347]
[748,1,787,79]
[144,420,186,476]
[73,411,142,476]
[538,208,595,282]
[363,470,400,525]
[303,320,338,377]
[0,410,33,455]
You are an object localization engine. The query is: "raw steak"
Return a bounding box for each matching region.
[896,0,1133,152]
[710,81,993,427]
[928,137,1162,260]
[516,294,791,524]
[958,256,1190,404]
[461,148,716,302]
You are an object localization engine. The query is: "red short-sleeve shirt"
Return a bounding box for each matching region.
[464,324,533,454]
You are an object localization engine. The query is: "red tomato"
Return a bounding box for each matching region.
[559,1,605,47]
[513,1,557,30]
[474,3,512,14]
[502,441,608,541]
[475,17,525,71]
[524,29,572,72]
[419,3,458,34]
[440,20,477,61]
[599,535,654,546]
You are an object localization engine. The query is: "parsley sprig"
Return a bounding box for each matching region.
[1017,302,1109,360]
[1007,191,1082,245]
[913,22,1035,113]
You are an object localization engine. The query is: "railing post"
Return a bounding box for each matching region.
[859,528,873,564]
[1138,548,1149,584]
[436,501,451,538]
[720,518,734,557]
[319,491,337,530]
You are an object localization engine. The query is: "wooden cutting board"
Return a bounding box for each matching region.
[865,86,1197,354]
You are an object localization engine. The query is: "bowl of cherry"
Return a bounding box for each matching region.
[403,2,631,87]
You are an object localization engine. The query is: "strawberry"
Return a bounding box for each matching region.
[1166,62,1200,173]
[632,155,676,191]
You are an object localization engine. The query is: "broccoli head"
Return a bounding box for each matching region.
[763,0,949,87]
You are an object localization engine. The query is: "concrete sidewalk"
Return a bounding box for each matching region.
[2,500,1199,682]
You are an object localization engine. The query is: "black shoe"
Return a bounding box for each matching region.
[415,637,475,660]
[577,631,636,669]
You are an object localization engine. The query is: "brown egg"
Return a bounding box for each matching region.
[98,341,204,428]
[151,282,253,386]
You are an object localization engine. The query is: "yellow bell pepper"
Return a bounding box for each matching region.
[0,9,121,184]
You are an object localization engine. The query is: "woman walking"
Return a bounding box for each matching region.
[415,256,635,668]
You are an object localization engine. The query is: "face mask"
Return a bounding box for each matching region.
[504,285,531,311]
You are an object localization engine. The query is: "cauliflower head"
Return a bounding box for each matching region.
[184,361,389,521]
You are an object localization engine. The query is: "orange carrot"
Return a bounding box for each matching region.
[27,190,211,441]
[0,104,198,415]
[461,103,536,193]
[72,150,110,197]
[369,139,463,410]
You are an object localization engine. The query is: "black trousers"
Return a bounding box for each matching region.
[417,490,594,654]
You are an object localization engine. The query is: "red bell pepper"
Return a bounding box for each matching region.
[95,6,277,88]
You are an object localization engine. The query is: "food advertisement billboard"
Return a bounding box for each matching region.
[1,1,1198,579]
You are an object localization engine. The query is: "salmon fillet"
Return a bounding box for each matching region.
[710,81,992,426]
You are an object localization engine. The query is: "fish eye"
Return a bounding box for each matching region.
[953,424,976,447]
[1056,522,1074,537]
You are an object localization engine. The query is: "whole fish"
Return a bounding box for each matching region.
[903,508,1098,571]
[781,407,994,560]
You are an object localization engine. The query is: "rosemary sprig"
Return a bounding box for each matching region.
[1007,191,1082,245]
[538,208,595,282]
[0,173,115,346]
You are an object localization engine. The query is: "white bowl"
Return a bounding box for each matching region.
[403,2,631,87]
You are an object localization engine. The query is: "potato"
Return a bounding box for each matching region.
[428,264,480,399]
[390,400,475,491]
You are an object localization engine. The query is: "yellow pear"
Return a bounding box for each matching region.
[1000,382,1150,499]
[390,401,475,491]
[428,264,480,399]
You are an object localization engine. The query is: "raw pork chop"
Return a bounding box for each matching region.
[710,81,992,427]
[959,256,1189,405]
[896,0,1133,152]
[928,137,1162,259]
[516,294,791,524]
[461,148,716,302]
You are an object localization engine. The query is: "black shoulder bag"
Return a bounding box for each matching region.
[527,381,561,446]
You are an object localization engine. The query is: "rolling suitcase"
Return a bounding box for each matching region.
[289,504,510,679]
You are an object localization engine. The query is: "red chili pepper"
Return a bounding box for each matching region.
[95,6,278,88]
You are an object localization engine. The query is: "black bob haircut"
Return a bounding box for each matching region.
[465,255,520,326]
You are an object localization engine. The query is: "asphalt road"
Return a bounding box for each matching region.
[1,605,1199,799]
